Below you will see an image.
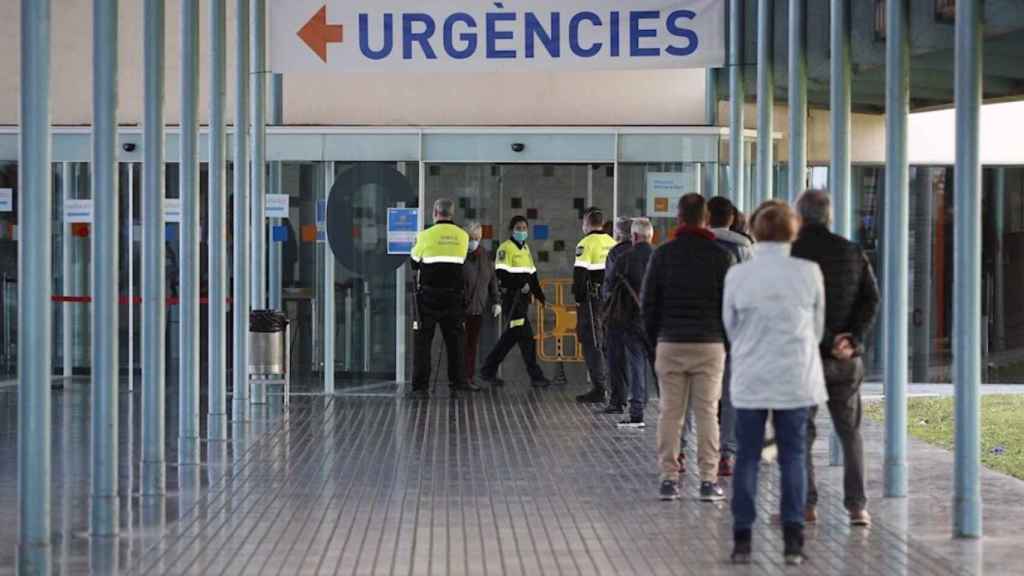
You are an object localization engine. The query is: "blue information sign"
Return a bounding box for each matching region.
[387,207,419,255]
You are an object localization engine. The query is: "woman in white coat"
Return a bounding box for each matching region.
[722,202,826,566]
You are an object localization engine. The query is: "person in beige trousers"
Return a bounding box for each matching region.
[640,193,736,502]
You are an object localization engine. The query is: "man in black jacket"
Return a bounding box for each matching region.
[792,190,881,527]
[643,194,735,502]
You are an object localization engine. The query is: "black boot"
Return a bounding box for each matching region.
[575,388,606,404]
[730,529,752,564]
[782,524,804,566]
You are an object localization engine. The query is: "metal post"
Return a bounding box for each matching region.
[994,168,1006,352]
[62,162,72,379]
[269,74,283,311]
[208,0,228,441]
[883,0,909,499]
[831,0,852,238]
[251,0,267,310]
[729,0,745,209]
[141,0,167,497]
[18,0,53,567]
[127,164,134,392]
[396,194,407,384]
[705,68,718,126]
[91,0,120,537]
[953,0,982,538]
[912,169,933,384]
[234,0,252,417]
[323,162,335,394]
[179,0,201,464]
[753,0,770,204]
[787,0,807,202]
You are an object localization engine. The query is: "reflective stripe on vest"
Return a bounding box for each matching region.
[495,239,537,274]
[574,233,616,271]
[410,222,469,264]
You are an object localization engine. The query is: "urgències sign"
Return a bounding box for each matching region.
[270,0,725,73]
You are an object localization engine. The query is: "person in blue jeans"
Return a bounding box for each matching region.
[722,201,827,566]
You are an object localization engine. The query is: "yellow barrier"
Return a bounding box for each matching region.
[536,278,583,363]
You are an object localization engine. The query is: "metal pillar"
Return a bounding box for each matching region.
[127,165,134,392]
[912,168,933,384]
[705,68,718,126]
[251,0,268,310]
[953,0,983,538]
[141,0,167,496]
[62,162,72,379]
[234,0,252,417]
[323,162,336,394]
[883,0,909,499]
[179,0,201,464]
[994,168,1006,352]
[787,0,807,202]
[729,0,745,209]
[208,0,228,441]
[756,0,773,206]
[830,0,852,238]
[91,0,119,537]
[18,0,53,567]
[268,74,284,311]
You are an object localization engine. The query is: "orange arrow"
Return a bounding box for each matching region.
[298,5,344,63]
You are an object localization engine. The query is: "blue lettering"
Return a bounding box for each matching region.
[666,10,699,56]
[630,10,660,57]
[359,13,394,60]
[443,13,477,59]
[524,12,560,58]
[609,11,620,57]
[486,12,517,59]
[403,13,437,59]
[569,12,602,58]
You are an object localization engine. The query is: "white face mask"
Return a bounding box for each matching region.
[468,240,480,253]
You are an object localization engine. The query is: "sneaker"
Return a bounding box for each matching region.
[659,480,680,501]
[699,481,726,502]
[677,453,687,474]
[617,416,646,429]
[575,388,606,404]
[730,530,752,564]
[782,525,805,566]
[596,404,624,415]
[530,377,552,388]
[849,509,872,527]
[719,456,734,477]
[404,388,429,400]
[480,374,505,387]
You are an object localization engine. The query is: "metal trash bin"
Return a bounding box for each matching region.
[248,310,291,408]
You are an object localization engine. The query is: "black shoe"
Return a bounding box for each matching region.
[575,388,606,404]
[731,530,752,564]
[530,377,552,388]
[783,524,805,565]
[596,404,624,415]
[480,373,505,387]
[453,381,482,392]
[404,388,429,400]
[659,480,680,501]
[699,481,726,502]
[617,416,646,429]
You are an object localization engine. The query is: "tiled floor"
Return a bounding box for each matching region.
[1,379,1021,575]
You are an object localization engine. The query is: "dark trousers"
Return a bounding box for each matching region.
[807,357,867,511]
[607,327,647,416]
[412,293,467,391]
[465,315,483,382]
[578,299,607,390]
[480,314,545,382]
[733,408,810,532]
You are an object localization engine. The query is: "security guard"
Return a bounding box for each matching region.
[408,198,477,398]
[574,207,617,404]
[479,216,551,388]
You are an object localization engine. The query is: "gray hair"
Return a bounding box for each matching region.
[631,218,654,242]
[795,190,832,227]
[465,220,482,238]
[613,217,633,242]
[433,198,455,219]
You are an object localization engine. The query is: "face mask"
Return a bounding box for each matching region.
[468,240,480,253]
[512,230,528,243]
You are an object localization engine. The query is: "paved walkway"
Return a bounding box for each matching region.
[1,381,1021,575]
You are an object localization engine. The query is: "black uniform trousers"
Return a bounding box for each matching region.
[412,288,467,391]
[480,293,546,382]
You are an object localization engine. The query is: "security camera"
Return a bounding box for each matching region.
[122,142,137,153]
[511,143,526,153]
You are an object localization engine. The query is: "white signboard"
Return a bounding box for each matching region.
[266,194,290,219]
[65,199,94,223]
[0,189,12,213]
[164,198,182,223]
[271,0,725,73]
[645,170,697,217]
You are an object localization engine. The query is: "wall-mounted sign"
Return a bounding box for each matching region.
[0,189,12,213]
[164,198,182,223]
[64,199,94,223]
[387,207,419,255]
[646,170,697,217]
[266,194,290,219]
[271,0,726,73]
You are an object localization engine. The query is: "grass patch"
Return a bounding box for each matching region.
[863,395,1024,480]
